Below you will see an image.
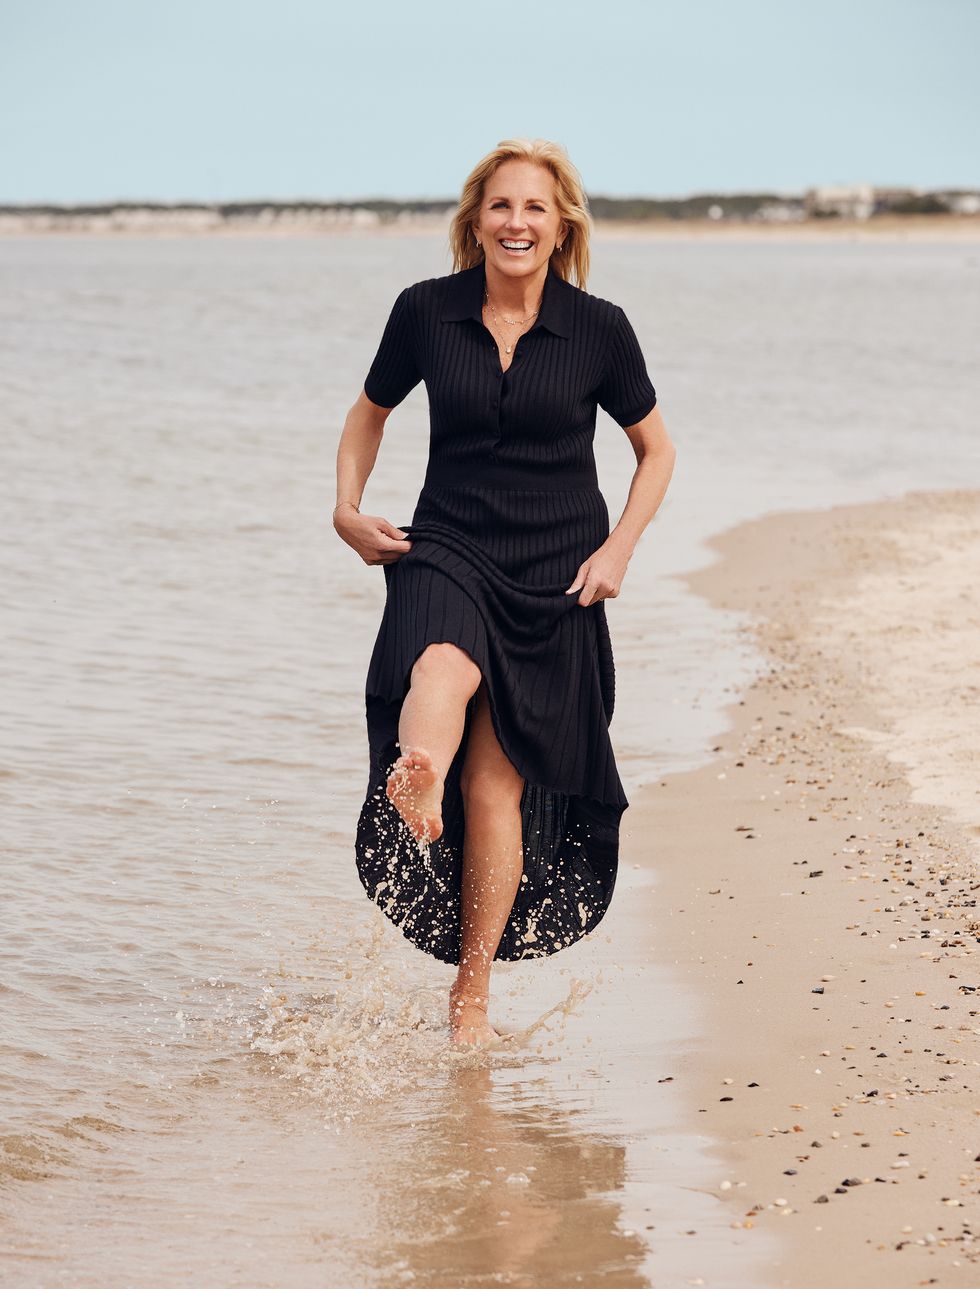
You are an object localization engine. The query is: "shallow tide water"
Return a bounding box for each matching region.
[1,231,978,1285]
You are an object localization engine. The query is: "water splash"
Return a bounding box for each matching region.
[238,918,596,1125]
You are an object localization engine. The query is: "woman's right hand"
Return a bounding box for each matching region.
[333,504,412,565]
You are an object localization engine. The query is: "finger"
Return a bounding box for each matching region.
[375,533,412,550]
[564,568,587,595]
[377,519,409,539]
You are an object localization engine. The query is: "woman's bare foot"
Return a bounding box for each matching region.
[449,983,502,1048]
[385,747,445,843]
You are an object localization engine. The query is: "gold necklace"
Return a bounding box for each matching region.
[483,288,541,355]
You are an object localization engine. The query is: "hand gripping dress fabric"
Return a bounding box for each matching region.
[354,260,658,965]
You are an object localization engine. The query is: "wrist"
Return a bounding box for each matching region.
[607,524,637,556]
[333,500,360,516]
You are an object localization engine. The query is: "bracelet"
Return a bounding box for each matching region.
[333,501,360,515]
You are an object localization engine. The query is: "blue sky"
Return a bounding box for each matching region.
[1,0,977,203]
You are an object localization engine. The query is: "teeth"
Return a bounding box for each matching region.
[502,240,532,249]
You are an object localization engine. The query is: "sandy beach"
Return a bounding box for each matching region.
[595,214,980,242]
[629,487,979,1285]
[2,212,978,242]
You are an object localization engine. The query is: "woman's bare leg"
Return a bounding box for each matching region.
[386,642,482,843]
[452,681,525,1047]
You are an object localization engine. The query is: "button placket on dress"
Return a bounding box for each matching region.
[478,326,502,456]
[485,327,533,453]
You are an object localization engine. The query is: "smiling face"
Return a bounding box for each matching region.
[472,159,568,277]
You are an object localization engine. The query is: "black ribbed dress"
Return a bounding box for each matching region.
[354,260,657,965]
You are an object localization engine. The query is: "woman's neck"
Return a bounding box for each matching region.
[482,262,548,317]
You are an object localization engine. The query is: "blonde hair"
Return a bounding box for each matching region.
[448,138,592,289]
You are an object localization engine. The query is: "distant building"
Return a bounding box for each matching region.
[754,201,806,223]
[803,184,875,219]
[943,192,980,215]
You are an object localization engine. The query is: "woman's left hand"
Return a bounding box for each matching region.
[565,532,634,607]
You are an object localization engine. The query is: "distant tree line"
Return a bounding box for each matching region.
[0,194,785,220]
[1,189,976,223]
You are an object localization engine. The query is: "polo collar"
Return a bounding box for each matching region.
[440,260,571,338]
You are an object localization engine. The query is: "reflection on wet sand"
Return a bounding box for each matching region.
[361,1065,650,1287]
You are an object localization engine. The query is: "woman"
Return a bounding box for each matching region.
[334,138,676,1049]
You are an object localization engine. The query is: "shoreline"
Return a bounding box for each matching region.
[1,214,979,242]
[595,214,980,242]
[624,487,979,1285]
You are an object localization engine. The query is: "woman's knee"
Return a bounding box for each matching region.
[460,764,524,814]
[411,641,482,697]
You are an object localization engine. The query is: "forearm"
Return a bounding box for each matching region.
[335,401,387,511]
[608,443,677,552]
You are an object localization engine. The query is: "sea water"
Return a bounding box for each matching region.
[1,231,977,1285]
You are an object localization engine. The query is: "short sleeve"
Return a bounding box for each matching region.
[595,305,657,428]
[363,286,422,409]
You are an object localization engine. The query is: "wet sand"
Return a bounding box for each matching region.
[628,487,979,1285]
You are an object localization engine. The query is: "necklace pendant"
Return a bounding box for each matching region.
[505,344,512,354]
